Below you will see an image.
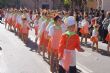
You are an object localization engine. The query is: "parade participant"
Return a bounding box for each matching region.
[41,12,51,59]
[34,14,40,41]
[58,16,84,73]
[21,14,30,44]
[4,9,9,28]
[105,23,110,53]
[48,15,63,73]
[102,11,110,43]
[37,11,50,58]
[7,10,13,30]
[46,13,54,60]
[15,11,22,37]
[37,11,46,54]
[90,18,100,52]
[12,11,17,32]
[80,13,90,45]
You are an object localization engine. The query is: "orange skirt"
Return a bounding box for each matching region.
[106,33,110,42]
[22,27,29,35]
[47,39,51,53]
[47,39,58,54]
[80,28,89,35]
[90,36,98,43]
[38,32,48,47]
[16,24,22,31]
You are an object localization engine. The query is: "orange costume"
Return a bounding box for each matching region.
[37,20,48,48]
[90,28,98,43]
[58,31,80,71]
[48,25,62,53]
[12,14,17,29]
[106,33,110,42]
[15,15,22,32]
[7,15,12,26]
[80,19,89,35]
[106,24,110,42]
[21,20,30,35]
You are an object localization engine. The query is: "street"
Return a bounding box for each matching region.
[0,23,110,73]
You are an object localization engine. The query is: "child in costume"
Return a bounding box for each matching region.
[90,18,100,52]
[34,14,40,40]
[16,12,22,38]
[58,16,84,73]
[21,14,30,44]
[37,11,49,59]
[48,15,63,73]
[80,14,90,45]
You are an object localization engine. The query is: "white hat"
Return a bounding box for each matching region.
[66,16,76,27]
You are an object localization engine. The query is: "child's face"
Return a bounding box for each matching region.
[57,18,62,25]
[68,25,76,32]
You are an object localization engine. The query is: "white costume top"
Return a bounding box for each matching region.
[92,29,98,37]
[108,23,110,33]
[81,19,90,28]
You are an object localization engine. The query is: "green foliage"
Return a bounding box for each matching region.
[64,0,70,5]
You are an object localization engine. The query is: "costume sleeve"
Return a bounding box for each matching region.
[58,34,67,58]
[48,25,54,37]
[74,35,81,50]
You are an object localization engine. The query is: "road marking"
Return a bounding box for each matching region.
[77,62,93,73]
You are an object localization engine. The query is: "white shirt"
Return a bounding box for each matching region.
[81,19,90,28]
[46,21,53,32]
[37,20,47,37]
[92,29,98,36]
[108,23,110,32]
[16,15,22,25]
[48,25,54,37]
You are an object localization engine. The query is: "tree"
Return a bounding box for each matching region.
[63,0,71,11]
[0,0,7,7]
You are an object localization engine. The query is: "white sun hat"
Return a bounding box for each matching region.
[66,16,76,27]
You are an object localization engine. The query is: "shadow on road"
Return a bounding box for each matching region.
[26,38,38,52]
[0,47,2,50]
[98,49,110,57]
[81,42,91,48]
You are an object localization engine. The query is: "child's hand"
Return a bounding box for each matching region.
[58,54,63,60]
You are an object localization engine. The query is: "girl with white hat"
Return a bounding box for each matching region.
[58,16,84,73]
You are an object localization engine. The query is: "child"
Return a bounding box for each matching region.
[15,12,22,37]
[106,23,110,53]
[21,14,30,44]
[48,15,63,73]
[90,20,100,52]
[91,25,99,52]
[58,16,84,73]
[80,14,90,46]
[34,14,40,41]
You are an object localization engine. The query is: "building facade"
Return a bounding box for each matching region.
[2,0,110,11]
[87,0,110,11]
[19,0,62,9]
